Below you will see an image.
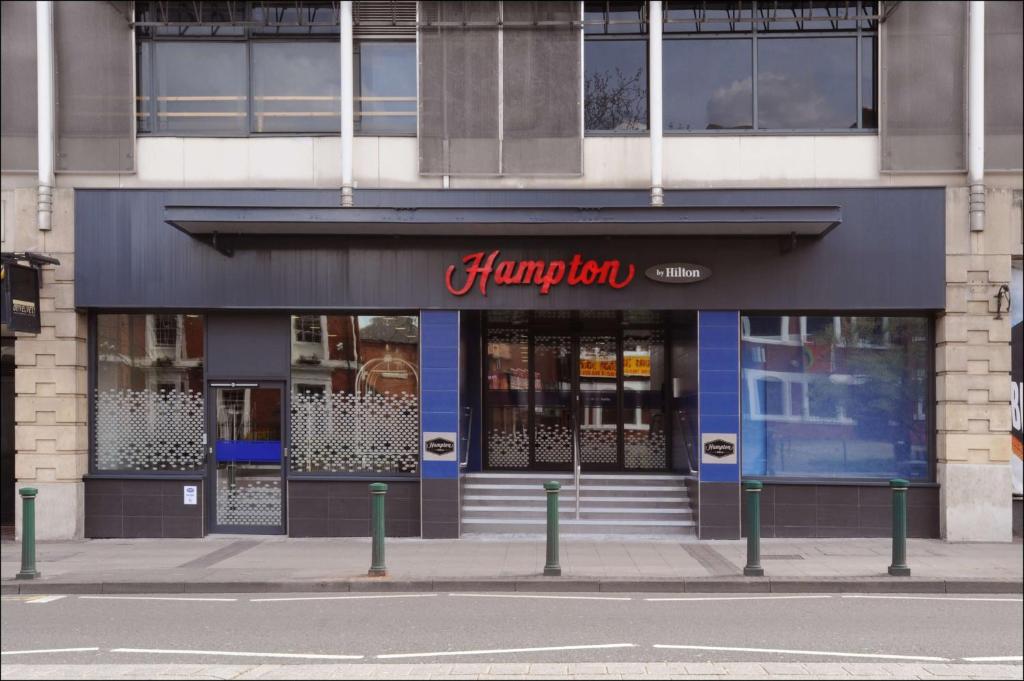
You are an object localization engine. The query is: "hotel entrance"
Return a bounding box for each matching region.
[483,312,682,472]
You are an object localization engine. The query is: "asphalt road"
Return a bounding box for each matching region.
[2,592,1022,666]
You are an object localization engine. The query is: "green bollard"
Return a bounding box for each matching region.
[743,481,764,577]
[543,481,561,577]
[17,488,40,580]
[888,478,911,577]
[368,482,388,577]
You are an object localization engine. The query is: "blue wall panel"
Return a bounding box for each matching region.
[699,311,740,484]
[420,310,460,480]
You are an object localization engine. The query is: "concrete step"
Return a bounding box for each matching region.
[461,517,697,536]
[462,495,690,506]
[462,505,693,516]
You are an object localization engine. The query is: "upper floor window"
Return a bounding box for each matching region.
[134,1,416,136]
[584,1,879,134]
[584,1,649,132]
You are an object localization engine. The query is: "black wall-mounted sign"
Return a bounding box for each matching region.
[1,262,41,334]
[645,262,711,284]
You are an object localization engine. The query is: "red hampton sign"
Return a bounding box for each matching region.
[445,250,635,296]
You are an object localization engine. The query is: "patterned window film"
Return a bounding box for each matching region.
[94,314,205,472]
[289,314,420,475]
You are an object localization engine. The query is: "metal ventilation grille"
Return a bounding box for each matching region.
[985,0,1023,171]
[0,1,38,172]
[880,0,966,172]
[355,0,416,37]
[55,0,135,172]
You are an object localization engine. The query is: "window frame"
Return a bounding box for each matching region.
[287,311,423,480]
[88,311,209,479]
[583,0,879,137]
[136,33,417,138]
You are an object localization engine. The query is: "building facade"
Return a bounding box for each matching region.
[1,0,1021,543]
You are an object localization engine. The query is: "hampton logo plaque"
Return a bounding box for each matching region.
[701,433,737,465]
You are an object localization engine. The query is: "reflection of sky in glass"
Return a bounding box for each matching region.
[584,40,648,131]
[252,42,340,132]
[664,39,752,131]
[359,42,416,134]
[154,42,247,132]
[757,37,857,129]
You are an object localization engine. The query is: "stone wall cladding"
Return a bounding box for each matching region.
[8,187,88,540]
[936,187,1018,541]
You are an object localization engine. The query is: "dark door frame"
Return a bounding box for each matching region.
[483,312,672,473]
[205,379,288,535]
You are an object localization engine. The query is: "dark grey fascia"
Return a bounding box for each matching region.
[163,204,842,238]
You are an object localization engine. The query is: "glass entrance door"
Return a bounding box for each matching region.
[209,383,285,533]
[578,335,621,470]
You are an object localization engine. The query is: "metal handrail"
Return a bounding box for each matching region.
[460,406,472,468]
[573,393,581,519]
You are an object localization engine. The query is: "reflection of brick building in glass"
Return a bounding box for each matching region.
[742,316,929,480]
[96,314,204,392]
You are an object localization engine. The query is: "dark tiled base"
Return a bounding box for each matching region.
[700,481,740,540]
[289,480,420,537]
[85,478,204,538]
[742,483,940,539]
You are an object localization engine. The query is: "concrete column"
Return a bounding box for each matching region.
[10,186,88,540]
[936,187,1016,542]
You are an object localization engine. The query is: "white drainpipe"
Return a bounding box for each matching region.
[340,1,354,207]
[36,0,55,231]
[649,1,663,207]
[968,1,985,232]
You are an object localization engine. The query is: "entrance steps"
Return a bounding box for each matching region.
[461,472,696,536]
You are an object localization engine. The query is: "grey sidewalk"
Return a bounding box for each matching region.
[2,536,1022,594]
[2,662,1023,680]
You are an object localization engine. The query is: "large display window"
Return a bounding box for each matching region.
[289,314,420,475]
[741,315,931,480]
[93,314,205,472]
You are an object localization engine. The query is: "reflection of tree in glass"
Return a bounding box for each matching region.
[585,67,646,131]
[809,318,927,473]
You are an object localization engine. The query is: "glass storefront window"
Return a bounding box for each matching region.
[94,314,205,472]
[252,42,341,133]
[741,314,930,480]
[151,42,248,134]
[356,41,417,135]
[289,314,420,474]
[486,328,530,468]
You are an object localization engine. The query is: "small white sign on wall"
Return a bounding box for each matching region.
[183,485,198,506]
[701,433,738,465]
[423,431,458,461]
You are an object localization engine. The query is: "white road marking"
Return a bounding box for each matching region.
[645,595,833,602]
[378,643,636,659]
[962,655,1024,662]
[79,596,237,602]
[653,644,949,662]
[110,648,363,660]
[449,593,632,601]
[251,594,439,602]
[1,648,100,656]
[841,595,1023,603]
[27,595,67,604]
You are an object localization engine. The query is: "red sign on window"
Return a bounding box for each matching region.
[445,250,635,297]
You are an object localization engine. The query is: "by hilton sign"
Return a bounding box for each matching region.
[645,262,711,284]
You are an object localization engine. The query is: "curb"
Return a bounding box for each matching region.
[3,577,1022,595]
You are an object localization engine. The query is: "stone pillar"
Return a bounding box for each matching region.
[10,187,88,540]
[936,186,1016,542]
